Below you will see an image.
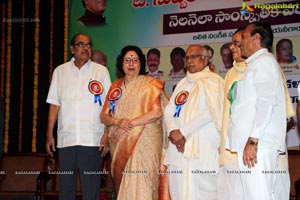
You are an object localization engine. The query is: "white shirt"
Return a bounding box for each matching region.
[227,49,286,152]
[146,69,164,79]
[46,60,111,148]
[168,68,186,80]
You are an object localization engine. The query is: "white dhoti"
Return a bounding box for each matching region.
[274,153,290,200]
[168,165,217,200]
[217,164,244,200]
[237,149,279,200]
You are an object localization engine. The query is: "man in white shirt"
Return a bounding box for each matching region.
[46,33,111,200]
[219,26,294,200]
[168,47,186,80]
[146,48,164,79]
[164,44,224,200]
[218,42,233,77]
[226,22,287,200]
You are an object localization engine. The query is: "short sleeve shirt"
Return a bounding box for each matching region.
[46,60,111,148]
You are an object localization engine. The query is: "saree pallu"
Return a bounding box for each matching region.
[104,76,163,200]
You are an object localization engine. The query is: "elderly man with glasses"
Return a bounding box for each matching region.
[46,33,111,200]
[164,44,224,200]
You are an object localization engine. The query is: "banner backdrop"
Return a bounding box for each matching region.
[69,0,300,147]
[285,73,300,148]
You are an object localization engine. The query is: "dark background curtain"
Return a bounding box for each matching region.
[0,0,67,153]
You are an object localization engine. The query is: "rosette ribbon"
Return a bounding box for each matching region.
[88,80,104,106]
[108,87,122,113]
[173,91,189,117]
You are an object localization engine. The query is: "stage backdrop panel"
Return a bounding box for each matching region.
[69,0,300,148]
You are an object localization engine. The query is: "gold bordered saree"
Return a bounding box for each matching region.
[102,75,164,199]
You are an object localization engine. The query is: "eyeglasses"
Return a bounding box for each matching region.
[184,54,208,62]
[123,58,140,64]
[73,42,93,48]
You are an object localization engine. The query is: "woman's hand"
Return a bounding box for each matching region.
[112,127,127,143]
[99,128,110,157]
[117,118,133,131]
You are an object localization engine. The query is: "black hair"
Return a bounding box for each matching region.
[147,48,160,59]
[170,47,185,59]
[70,33,92,46]
[276,38,293,53]
[248,21,273,51]
[116,45,146,77]
[220,42,231,53]
[81,0,86,8]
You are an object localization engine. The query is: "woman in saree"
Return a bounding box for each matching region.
[100,45,164,199]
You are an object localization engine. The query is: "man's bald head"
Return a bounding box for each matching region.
[91,50,107,66]
[185,45,209,73]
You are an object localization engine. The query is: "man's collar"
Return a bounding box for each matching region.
[71,58,91,71]
[246,48,268,64]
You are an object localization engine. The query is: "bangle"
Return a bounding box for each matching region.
[249,139,258,146]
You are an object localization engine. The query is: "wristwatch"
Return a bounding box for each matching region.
[249,139,258,146]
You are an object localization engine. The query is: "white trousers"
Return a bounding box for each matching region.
[168,165,217,200]
[237,149,279,200]
[217,164,244,200]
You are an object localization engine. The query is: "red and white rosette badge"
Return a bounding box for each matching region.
[108,87,122,113]
[173,91,189,117]
[88,80,103,106]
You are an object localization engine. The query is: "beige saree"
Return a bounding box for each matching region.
[103,75,164,199]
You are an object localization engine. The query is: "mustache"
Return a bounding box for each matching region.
[81,50,89,54]
[149,64,157,67]
[186,63,194,68]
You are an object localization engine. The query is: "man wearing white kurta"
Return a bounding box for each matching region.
[226,22,288,200]
[217,28,246,200]
[219,27,294,200]
[164,45,224,200]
